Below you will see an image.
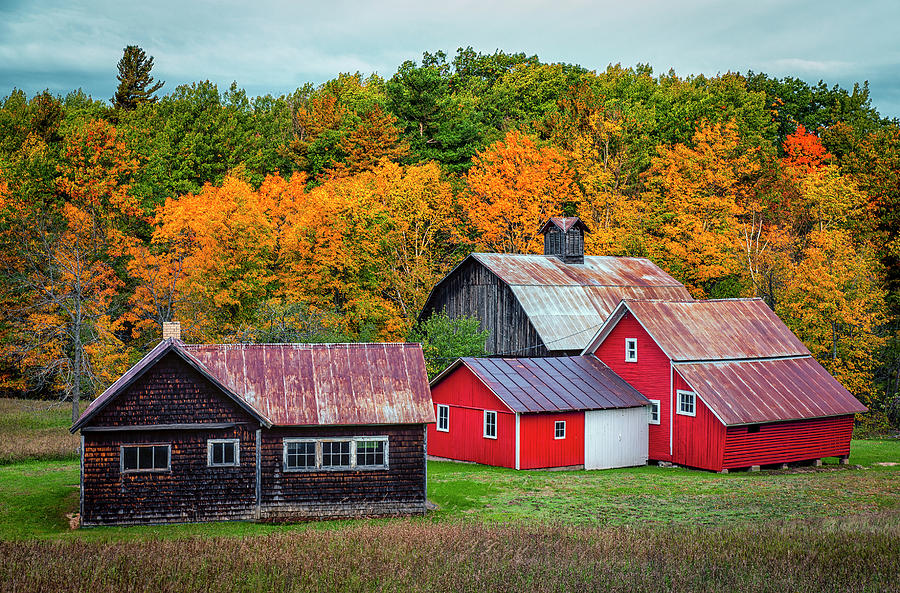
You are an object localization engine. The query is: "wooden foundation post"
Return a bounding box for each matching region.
[749,465,760,472]
[813,458,822,467]
[840,456,850,465]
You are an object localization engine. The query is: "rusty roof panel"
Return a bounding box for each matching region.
[452,356,649,413]
[677,357,867,425]
[182,342,434,426]
[624,298,810,361]
[512,285,694,351]
[473,253,692,289]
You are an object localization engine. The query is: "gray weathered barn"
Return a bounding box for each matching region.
[71,334,434,526]
[419,217,693,356]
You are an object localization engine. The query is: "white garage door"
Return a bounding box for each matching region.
[584,407,649,470]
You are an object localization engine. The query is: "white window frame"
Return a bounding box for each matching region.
[554,420,566,440]
[676,390,696,417]
[625,338,638,362]
[436,404,449,432]
[121,443,170,473]
[207,438,240,467]
[483,410,497,439]
[282,436,390,472]
[648,399,661,425]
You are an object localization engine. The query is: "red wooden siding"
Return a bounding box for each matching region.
[519,412,584,469]
[592,312,671,461]
[723,415,854,469]
[428,366,516,468]
[671,371,726,471]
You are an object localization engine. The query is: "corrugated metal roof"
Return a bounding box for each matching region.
[183,343,434,426]
[437,356,649,414]
[538,217,590,234]
[677,357,867,425]
[470,254,693,352]
[73,341,434,431]
[609,298,811,361]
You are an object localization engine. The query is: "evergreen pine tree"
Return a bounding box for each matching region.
[112,45,164,110]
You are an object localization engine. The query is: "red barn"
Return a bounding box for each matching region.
[582,298,868,472]
[428,356,650,470]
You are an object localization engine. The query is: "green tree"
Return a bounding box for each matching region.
[112,45,165,111]
[409,310,488,379]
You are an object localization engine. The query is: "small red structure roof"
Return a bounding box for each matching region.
[582,298,866,425]
[433,356,649,414]
[72,340,434,431]
[677,358,867,425]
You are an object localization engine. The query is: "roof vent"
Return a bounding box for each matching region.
[538,217,590,264]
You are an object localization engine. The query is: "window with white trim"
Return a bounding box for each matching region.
[283,437,389,471]
[484,410,497,439]
[625,338,638,362]
[437,404,449,432]
[554,421,566,439]
[121,444,170,472]
[648,400,661,425]
[207,439,239,467]
[677,390,696,417]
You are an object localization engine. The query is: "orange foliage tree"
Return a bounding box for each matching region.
[464,130,579,254]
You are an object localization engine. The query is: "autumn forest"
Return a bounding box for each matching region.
[1,47,898,429]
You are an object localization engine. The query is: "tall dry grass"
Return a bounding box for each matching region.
[1,520,897,592]
[0,398,78,464]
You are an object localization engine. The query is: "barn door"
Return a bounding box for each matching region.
[584,408,649,470]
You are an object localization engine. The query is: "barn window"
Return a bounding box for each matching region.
[554,421,566,439]
[284,439,317,471]
[207,439,239,467]
[677,390,696,417]
[121,444,169,472]
[437,404,449,432]
[747,424,761,434]
[356,438,388,468]
[648,400,661,425]
[322,440,352,468]
[484,410,497,439]
[625,338,638,362]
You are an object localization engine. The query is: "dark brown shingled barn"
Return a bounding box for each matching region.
[71,337,434,526]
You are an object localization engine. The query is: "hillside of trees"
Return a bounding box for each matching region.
[1,46,898,429]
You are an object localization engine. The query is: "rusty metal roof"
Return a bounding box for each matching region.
[677,357,867,425]
[471,254,693,352]
[538,217,591,234]
[433,356,649,414]
[583,298,810,360]
[73,341,434,431]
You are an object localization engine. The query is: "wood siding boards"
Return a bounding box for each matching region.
[584,407,649,470]
[518,412,585,469]
[722,415,855,469]
[672,371,726,472]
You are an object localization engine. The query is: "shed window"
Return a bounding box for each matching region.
[484,411,497,439]
[437,404,449,432]
[322,440,352,468]
[677,390,696,417]
[648,400,661,425]
[284,440,316,470]
[356,438,388,468]
[625,338,638,362]
[122,444,169,472]
[207,439,239,467]
[554,421,566,439]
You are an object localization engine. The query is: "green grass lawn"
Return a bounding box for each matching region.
[0,398,78,464]
[0,439,897,541]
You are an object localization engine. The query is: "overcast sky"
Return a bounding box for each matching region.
[2,0,898,118]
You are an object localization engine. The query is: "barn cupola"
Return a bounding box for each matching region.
[539,216,590,265]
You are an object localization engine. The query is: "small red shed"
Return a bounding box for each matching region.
[582,298,868,472]
[428,356,650,470]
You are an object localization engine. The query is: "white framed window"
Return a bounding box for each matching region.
[283,437,389,471]
[677,390,696,417]
[121,444,170,473]
[648,400,661,425]
[437,404,449,432]
[554,420,566,439]
[625,338,638,362]
[207,438,240,467]
[484,410,497,439]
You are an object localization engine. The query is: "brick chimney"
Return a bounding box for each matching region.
[162,321,182,341]
[539,217,590,264]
